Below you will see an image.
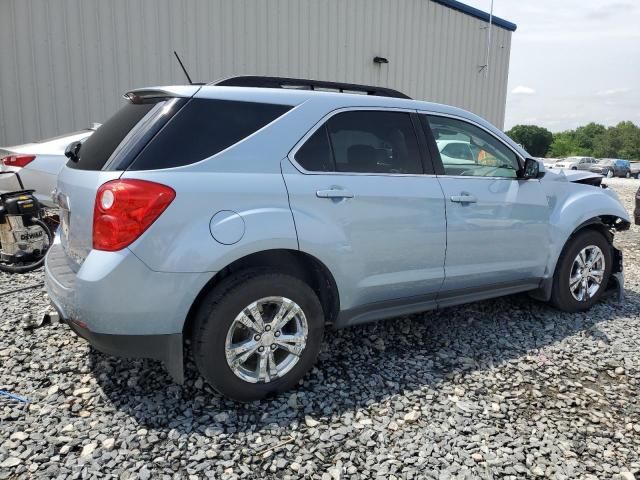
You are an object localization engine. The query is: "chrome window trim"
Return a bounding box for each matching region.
[418,110,527,180]
[287,106,428,177]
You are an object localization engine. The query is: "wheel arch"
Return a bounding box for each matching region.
[183,249,340,339]
[531,215,627,302]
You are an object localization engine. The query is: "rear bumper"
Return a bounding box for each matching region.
[45,237,212,382]
[63,317,184,382]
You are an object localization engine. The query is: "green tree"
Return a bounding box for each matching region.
[548,131,588,157]
[506,124,553,157]
[573,122,606,152]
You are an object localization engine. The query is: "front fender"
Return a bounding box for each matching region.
[532,182,629,300]
[549,186,629,257]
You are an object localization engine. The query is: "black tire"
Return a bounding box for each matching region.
[550,229,612,313]
[191,270,324,401]
[625,171,631,178]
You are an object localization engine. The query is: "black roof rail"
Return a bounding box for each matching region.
[212,75,411,99]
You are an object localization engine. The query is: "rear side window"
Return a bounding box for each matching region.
[129,99,292,170]
[294,110,422,174]
[295,126,334,172]
[69,102,157,170]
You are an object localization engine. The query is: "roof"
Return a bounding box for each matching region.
[433,0,517,32]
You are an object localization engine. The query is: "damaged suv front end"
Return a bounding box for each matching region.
[530,166,630,302]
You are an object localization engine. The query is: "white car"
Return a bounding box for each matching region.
[554,156,597,171]
[0,127,98,207]
[435,139,475,164]
[540,157,560,169]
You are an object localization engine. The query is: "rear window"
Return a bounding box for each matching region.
[129,99,292,170]
[68,102,157,170]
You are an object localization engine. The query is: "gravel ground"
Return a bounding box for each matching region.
[1,178,639,480]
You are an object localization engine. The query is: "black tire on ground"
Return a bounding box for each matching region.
[191,270,325,401]
[550,229,613,313]
[625,171,631,178]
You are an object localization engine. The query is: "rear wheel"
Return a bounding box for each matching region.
[550,230,612,312]
[192,270,324,401]
[625,171,631,178]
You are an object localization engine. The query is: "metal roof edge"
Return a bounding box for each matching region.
[432,0,517,32]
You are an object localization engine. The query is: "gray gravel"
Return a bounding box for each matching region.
[1,179,639,479]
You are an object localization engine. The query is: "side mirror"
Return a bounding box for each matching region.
[64,141,82,163]
[521,158,542,179]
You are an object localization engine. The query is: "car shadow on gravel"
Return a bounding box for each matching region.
[88,290,640,434]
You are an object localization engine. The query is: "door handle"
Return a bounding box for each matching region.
[450,194,477,204]
[316,189,354,199]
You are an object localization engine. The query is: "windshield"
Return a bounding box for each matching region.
[596,159,614,165]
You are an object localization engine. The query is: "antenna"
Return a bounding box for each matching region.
[173,51,194,85]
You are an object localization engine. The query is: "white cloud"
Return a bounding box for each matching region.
[511,85,536,95]
[597,88,631,96]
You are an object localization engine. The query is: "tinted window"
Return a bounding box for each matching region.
[294,111,422,174]
[328,111,421,173]
[423,115,520,178]
[69,102,157,170]
[295,126,334,172]
[130,99,291,170]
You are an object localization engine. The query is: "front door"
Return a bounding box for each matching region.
[420,114,549,295]
[282,109,447,314]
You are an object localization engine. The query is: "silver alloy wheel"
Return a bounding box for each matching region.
[569,245,605,301]
[225,296,308,384]
[606,169,614,178]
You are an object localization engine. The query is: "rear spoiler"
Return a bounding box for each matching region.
[123,85,202,103]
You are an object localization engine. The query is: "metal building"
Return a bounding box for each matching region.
[0,0,516,146]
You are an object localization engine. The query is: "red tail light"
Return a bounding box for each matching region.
[93,179,175,251]
[2,154,36,168]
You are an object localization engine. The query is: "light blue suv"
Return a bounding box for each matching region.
[45,77,630,401]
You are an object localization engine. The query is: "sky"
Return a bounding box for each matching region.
[462,0,640,132]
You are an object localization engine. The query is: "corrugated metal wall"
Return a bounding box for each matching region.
[0,0,512,146]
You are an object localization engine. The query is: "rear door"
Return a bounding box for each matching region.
[282,108,446,314]
[419,113,549,297]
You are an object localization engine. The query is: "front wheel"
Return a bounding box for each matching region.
[550,230,612,312]
[606,169,614,178]
[192,270,325,401]
[625,171,631,178]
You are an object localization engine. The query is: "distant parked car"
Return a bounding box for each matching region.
[0,127,98,207]
[554,156,597,171]
[540,157,560,169]
[435,140,475,165]
[630,162,640,179]
[589,159,631,178]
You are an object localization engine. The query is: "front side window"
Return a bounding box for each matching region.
[295,110,422,174]
[422,115,520,178]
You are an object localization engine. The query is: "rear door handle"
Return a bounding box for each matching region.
[316,189,354,199]
[450,194,477,204]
